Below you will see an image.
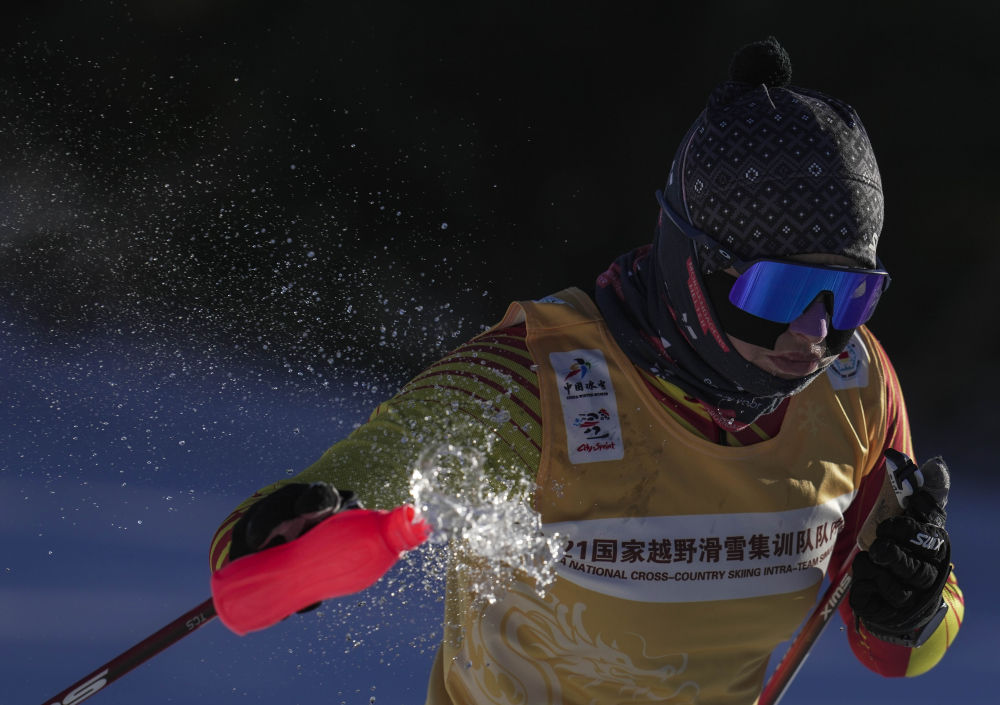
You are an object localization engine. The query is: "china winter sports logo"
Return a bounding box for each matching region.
[550,350,624,463]
[564,358,591,382]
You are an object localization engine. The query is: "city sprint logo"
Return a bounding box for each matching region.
[574,408,610,433]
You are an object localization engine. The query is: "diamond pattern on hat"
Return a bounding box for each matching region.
[679,82,883,272]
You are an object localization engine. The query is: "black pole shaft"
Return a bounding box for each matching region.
[757,547,858,705]
[41,598,217,705]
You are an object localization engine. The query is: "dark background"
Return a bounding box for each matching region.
[1,2,996,703]
[3,1,998,432]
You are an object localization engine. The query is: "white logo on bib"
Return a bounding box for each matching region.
[827,332,870,390]
[550,349,624,463]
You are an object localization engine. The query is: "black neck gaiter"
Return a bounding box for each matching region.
[594,216,824,430]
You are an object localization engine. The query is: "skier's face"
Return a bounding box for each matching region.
[726,253,859,380]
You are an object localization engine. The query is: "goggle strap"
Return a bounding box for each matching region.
[656,189,744,269]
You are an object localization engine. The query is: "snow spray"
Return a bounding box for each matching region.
[408,443,562,606]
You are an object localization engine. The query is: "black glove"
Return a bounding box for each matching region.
[229,482,362,614]
[849,456,951,647]
[230,482,363,561]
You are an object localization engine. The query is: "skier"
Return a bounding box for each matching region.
[209,38,963,704]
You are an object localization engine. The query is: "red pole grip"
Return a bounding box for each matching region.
[211,505,431,635]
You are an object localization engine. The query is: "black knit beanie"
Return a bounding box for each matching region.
[664,37,884,272]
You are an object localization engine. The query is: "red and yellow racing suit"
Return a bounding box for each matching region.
[210,288,963,704]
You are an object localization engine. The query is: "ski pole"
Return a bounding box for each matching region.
[41,598,217,705]
[40,505,431,705]
[758,449,937,705]
[756,546,859,705]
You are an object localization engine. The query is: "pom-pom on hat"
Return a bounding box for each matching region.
[665,37,883,272]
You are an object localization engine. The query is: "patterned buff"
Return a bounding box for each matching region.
[595,38,884,429]
[595,235,810,431]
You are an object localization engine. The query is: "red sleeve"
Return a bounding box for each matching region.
[828,334,918,676]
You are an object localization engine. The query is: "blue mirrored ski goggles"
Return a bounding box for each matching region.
[656,190,891,329]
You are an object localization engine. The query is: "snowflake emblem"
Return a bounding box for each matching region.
[797,402,824,435]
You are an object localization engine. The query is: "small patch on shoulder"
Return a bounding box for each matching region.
[826,332,870,390]
[534,295,568,305]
